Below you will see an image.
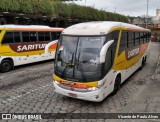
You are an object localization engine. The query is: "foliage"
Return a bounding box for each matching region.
[0,0,128,22]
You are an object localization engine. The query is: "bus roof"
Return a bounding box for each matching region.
[0,25,64,32]
[62,21,150,35]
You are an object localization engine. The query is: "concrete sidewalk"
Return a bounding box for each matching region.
[154,56,160,82]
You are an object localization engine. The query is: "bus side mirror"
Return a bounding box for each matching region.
[100,40,114,63]
[45,40,58,56]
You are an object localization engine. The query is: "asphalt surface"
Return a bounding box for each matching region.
[0,42,159,122]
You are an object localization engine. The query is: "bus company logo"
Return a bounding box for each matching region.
[9,42,49,52]
[126,47,140,60]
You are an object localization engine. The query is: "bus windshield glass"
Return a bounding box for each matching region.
[55,35,105,82]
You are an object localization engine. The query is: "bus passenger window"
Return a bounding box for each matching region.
[148,33,151,41]
[103,47,112,75]
[38,32,45,41]
[128,32,134,47]
[140,32,144,44]
[2,32,14,44]
[44,32,51,41]
[30,32,37,42]
[51,32,56,41]
[144,33,148,43]
[119,31,127,54]
[135,32,140,46]
[22,32,30,42]
[14,32,21,43]
[56,32,61,39]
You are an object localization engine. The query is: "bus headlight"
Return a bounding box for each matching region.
[55,80,60,85]
[87,87,99,91]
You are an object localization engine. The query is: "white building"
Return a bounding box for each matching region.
[152,9,160,21]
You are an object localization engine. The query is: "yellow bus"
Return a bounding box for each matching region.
[0,25,63,72]
[45,21,151,102]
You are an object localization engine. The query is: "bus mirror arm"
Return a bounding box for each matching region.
[100,40,114,63]
[45,40,58,56]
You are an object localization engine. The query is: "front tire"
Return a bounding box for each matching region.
[0,59,13,72]
[139,58,145,70]
[111,75,121,95]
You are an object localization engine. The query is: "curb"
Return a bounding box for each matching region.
[151,56,160,80]
[156,56,160,74]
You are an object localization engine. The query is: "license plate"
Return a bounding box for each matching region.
[68,93,77,98]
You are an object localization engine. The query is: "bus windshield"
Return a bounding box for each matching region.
[55,35,105,82]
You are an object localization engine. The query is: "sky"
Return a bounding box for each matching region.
[66,0,160,17]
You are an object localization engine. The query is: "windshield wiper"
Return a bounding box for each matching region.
[75,52,86,82]
[61,52,75,78]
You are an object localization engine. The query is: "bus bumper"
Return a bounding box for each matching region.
[53,81,104,102]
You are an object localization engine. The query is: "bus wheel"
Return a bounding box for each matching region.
[139,58,145,70]
[0,59,13,72]
[111,75,121,95]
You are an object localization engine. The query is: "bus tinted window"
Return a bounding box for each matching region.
[2,32,14,44]
[56,32,61,39]
[22,32,30,42]
[148,33,151,41]
[128,31,134,47]
[51,32,57,41]
[103,47,112,75]
[44,32,51,41]
[38,32,45,41]
[30,32,37,42]
[119,31,128,54]
[140,32,144,44]
[135,32,140,46]
[14,32,21,43]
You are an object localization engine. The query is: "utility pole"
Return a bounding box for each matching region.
[146,0,149,28]
[114,7,117,13]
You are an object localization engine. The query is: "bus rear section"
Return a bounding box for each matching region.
[45,21,151,102]
[0,25,63,72]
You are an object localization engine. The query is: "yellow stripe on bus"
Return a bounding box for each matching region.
[53,74,98,87]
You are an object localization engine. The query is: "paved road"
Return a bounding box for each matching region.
[0,42,159,122]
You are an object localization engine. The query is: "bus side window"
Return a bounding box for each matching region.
[128,31,134,48]
[119,31,127,54]
[30,32,37,42]
[140,32,144,44]
[14,32,21,43]
[51,32,57,41]
[44,32,51,41]
[38,32,45,41]
[103,47,112,75]
[135,32,140,46]
[22,32,30,42]
[103,31,119,75]
[2,31,14,44]
[148,33,151,42]
[56,32,61,39]
[144,32,148,43]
